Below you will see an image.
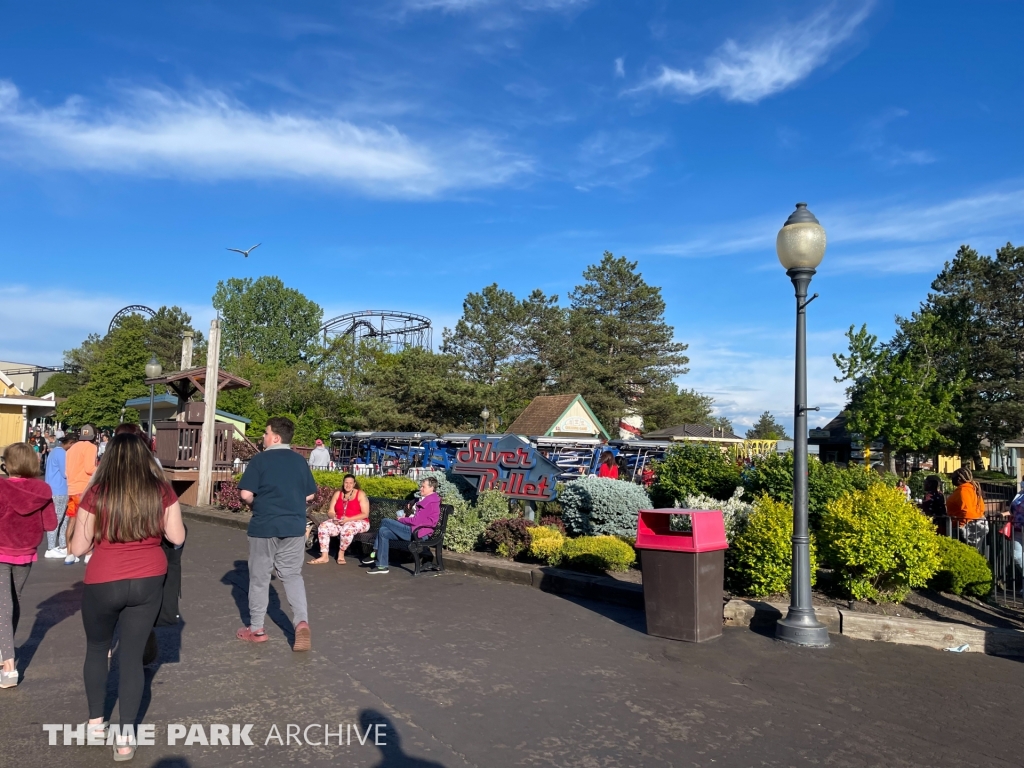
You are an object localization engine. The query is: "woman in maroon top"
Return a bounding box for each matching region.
[70,432,185,760]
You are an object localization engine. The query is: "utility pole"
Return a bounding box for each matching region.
[196,319,221,507]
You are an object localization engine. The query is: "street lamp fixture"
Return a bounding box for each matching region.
[145,354,163,441]
[775,203,830,648]
[480,407,490,435]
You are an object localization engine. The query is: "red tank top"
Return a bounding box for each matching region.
[334,492,362,519]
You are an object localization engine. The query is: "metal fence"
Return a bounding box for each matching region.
[935,514,1023,609]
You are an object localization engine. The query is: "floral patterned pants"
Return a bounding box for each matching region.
[317,519,370,556]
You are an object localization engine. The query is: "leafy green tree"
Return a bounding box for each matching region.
[562,252,690,432]
[355,347,484,433]
[147,306,206,372]
[745,411,791,440]
[650,443,742,504]
[56,315,151,427]
[213,276,323,365]
[642,385,721,432]
[834,323,960,468]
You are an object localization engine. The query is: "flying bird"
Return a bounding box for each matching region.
[227,243,261,258]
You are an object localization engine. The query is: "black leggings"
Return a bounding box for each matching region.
[81,576,163,725]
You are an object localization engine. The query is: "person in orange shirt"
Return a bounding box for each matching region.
[64,425,99,565]
[946,466,985,521]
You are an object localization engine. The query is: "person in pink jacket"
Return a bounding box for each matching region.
[0,443,57,689]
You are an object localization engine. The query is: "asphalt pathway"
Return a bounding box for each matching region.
[3,518,1022,768]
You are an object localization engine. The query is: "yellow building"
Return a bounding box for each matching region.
[0,370,56,448]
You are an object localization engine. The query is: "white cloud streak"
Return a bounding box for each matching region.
[0,81,530,197]
[403,0,586,11]
[630,3,873,103]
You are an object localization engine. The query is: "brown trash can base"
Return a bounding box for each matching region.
[642,549,724,643]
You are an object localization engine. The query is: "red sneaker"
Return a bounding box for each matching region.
[236,626,268,643]
[293,621,311,652]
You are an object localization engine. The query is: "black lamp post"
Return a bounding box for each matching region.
[145,355,163,440]
[774,203,830,648]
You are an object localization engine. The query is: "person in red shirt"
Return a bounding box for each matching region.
[70,433,185,760]
[597,451,619,479]
[0,443,57,689]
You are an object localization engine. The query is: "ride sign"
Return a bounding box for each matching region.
[452,435,559,501]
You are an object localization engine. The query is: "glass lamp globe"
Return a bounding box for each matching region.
[145,355,163,379]
[776,202,827,270]
[480,407,490,421]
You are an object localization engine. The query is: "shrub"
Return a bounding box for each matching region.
[743,452,897,526]
[483,517,535,559]
[309,486,335,516]
[928,537,992,598]
[729,496,816,596]
[561,535,635,572]
[475,489,514,523]
[232,439,259,461]
[820,485,940,602]
[559,476,652,538]
[650,443,742,505]
[444,510,487,553]
[683,487,752,542]
[528,526,565,566]
[216,481,244,511]
[539,515,565,534]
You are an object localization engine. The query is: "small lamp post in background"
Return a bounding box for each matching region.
[480,407,490,435]
[145,355,163,440]
[775,202,830,648]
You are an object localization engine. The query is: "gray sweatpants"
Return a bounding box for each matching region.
[247,536,308,631]
[0,562,31,662]
[46,496,69,550]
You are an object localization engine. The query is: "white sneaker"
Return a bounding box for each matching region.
[64,554,80,565]
[84,553,92,564]
[44,548,66,559]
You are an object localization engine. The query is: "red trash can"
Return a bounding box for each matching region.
[636,509,728,642]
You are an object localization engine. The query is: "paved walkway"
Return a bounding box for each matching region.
[3,519,1023,767]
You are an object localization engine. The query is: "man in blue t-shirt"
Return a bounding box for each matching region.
[236,416,317,651]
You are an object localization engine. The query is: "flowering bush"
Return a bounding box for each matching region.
[216,481,244,511]
[683,487,752,542]
[232,439,259,461]
[559,476,652,538]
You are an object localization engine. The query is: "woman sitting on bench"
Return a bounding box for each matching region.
[308,474,370,565]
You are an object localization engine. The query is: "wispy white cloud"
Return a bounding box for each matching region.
[614,57,625,78]
[572,130,665,190]
[643,186,1024,272]
[856,108,936,167]
[629,2,873,104]
[403,0,586,12]
[0,81,530,197]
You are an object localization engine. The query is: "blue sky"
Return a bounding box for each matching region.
[1,1,1022,433]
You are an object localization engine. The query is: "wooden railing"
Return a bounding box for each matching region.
[155,421,235,469]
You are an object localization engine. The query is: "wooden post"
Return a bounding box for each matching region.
[196,319,221,507]
[180,330,194,370]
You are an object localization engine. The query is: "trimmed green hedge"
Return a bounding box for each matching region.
[561,535,635,572]
[310,471,417,500]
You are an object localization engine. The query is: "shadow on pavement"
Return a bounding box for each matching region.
[137,619,187,722]
[552,595,646,633]
[17,582,84,678]
[150,759,192,767]
[220,560,295,644]
[359,709,447,768]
